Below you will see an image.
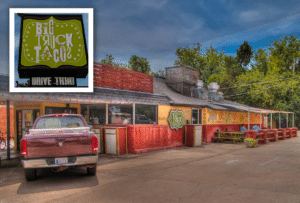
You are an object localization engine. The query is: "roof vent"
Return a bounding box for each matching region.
[193,80,205,99]
[218,91,224,102]
[208,82,220,101]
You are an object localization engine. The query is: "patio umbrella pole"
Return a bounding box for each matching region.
[287,113,288,128]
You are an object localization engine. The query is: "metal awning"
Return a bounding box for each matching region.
[209,102,295,129]
[208,102,293,114]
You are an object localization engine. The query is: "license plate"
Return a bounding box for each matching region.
[55,157,68,164]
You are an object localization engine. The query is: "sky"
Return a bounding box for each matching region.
[1,0,300,82]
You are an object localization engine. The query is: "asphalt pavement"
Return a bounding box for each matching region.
[1,136,300,203]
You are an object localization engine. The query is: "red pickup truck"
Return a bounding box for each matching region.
[20,114,98,181]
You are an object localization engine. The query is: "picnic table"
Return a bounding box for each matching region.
[213,131,246,144]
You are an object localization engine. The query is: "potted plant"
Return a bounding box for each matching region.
[244,137,257,148]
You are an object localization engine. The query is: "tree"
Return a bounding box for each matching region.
[174,43,205,79]
[16,80,30,87]
[202,46,225,84]
[268,35,300,74]
[100,54,129,69]
[253,48,269,75]
[100,54,114,66]
[174,43,226,85]
[129,55,151,74]
[236,41,253,68]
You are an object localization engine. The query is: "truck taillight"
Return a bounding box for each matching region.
[92,137,98,152]
[54,114,67,117]
[20,140,27,156]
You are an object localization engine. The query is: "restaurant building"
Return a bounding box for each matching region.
[0,63,296,157]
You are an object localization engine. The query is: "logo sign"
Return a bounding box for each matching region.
[18,14,88,83]
[168,109,185,130]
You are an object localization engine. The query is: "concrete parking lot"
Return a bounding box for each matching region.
[1,137,300,203]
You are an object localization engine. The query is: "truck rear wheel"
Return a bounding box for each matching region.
[87,164,97,175]
[25,168,37,181]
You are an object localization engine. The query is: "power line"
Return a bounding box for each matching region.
[220,75,300,90]
[224,79,299,98]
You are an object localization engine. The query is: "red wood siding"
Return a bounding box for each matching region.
[0,107,14,139]
[127,125,184,154]
[94,63,153,94]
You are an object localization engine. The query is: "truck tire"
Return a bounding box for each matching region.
[87,164,97,175]
[25,168,37,181]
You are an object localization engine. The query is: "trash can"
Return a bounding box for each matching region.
[104,127,127,155]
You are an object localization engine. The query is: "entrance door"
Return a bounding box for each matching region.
[22,110,33,138]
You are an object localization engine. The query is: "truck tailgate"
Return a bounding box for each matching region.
[25,132,93,159]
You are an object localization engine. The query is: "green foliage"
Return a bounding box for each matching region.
[129,55,151,74]
[100,54,114,66]
[236,41,253,67]
[174,43,206,80]
[100,54,129,69]
[174,35,300,127]
[174,44,225,85]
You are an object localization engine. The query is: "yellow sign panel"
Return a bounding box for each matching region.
[158,105,191,125]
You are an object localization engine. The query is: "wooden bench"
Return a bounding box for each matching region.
[213,132,246,144]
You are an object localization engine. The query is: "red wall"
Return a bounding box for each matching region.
[105,124,184,154]
[127,125,184,154]
[0,107,14,139]
[94,63,153,94]
[202,124,260,143]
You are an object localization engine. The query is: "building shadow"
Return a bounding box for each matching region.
[17,167,99,194]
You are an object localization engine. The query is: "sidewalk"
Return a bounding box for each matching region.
[0,149,20,160]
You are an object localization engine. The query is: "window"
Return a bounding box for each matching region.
[45,107,77,114]
[135,104,157,124]
[108,104,133,124]
[192,109,202,124]
[81,104,106,125]
[35,116,85,129]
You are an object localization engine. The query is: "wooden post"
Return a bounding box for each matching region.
[279,113,281,128]
[260,111,262,129]
[133,103,135,125]
[248,111,250,130]
[271,113,272,129]
[293,113,295,127]
[105,103,108,125]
